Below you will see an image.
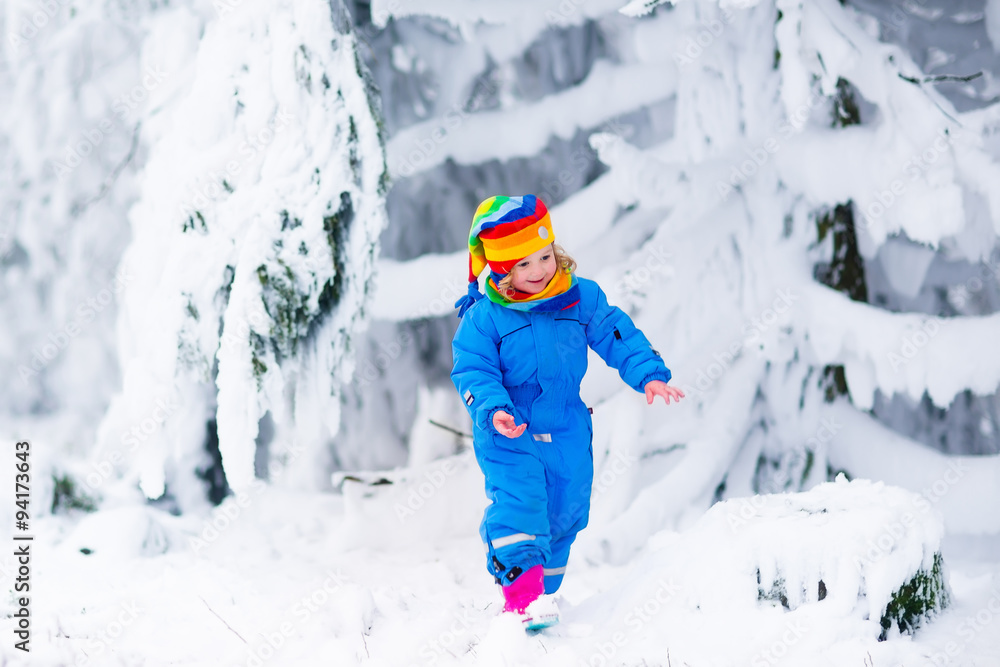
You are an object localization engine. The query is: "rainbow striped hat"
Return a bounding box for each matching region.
[468,195,554,284]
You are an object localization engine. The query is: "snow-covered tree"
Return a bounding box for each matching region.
[3,0,997,530]
[351,0,1000,562]
[2,0,388,508]
[86,0,388,508]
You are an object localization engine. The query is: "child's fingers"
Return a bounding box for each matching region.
[501,422,527,438]
[493,411,528,438]
[494,411,514,427]
[647,386,684,405]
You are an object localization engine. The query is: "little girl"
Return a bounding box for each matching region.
[451,194,683,628]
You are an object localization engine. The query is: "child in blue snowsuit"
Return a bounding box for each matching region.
[451,195,684,620]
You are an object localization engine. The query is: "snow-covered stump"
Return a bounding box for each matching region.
[680,477,949,641]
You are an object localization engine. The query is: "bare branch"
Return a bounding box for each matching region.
[199,596,249,645]
[898,71,983,85]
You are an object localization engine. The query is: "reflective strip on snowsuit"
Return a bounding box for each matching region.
[451,277,671,593]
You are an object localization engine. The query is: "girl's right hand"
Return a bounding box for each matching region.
[492,410,527,438]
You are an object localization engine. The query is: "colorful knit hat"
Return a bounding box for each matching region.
[468,195,554,283]
[455,195,579,317]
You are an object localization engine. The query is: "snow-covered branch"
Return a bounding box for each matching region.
[797,281,1000,410]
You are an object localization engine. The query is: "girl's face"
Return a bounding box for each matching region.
[510,244,557,294]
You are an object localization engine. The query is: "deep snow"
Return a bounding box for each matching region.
[2,438,998,666]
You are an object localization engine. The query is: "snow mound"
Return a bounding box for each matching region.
[333,449,488,549]
[624,477,949,646]
[58,506,180,559]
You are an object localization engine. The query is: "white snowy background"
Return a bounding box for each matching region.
[1,0,999,665]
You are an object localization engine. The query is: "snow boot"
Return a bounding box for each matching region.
[502,565,559,631]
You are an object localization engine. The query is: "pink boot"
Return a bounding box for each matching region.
[502,564,544,614]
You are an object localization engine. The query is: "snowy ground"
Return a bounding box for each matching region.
[4,443,999,667]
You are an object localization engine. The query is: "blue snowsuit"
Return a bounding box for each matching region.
[451,277,671,594]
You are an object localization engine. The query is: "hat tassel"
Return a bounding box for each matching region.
[455,280,484,318]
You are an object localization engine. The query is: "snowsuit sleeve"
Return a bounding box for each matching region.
[582,281,672,392]
[451,303,515,432]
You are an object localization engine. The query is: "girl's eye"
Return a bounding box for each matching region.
[541,255,551,261]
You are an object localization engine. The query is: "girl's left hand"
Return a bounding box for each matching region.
[644,380,685,405]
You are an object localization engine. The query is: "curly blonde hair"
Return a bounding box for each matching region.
[496,244,576,297]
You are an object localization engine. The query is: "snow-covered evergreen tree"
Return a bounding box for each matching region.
[88,0,388,507]
[2,0,997,526]
[2,0,389,509]
[351,0,1000,560]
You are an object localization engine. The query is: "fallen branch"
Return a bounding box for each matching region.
[199,596,248,645]
[428,419,472,439]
